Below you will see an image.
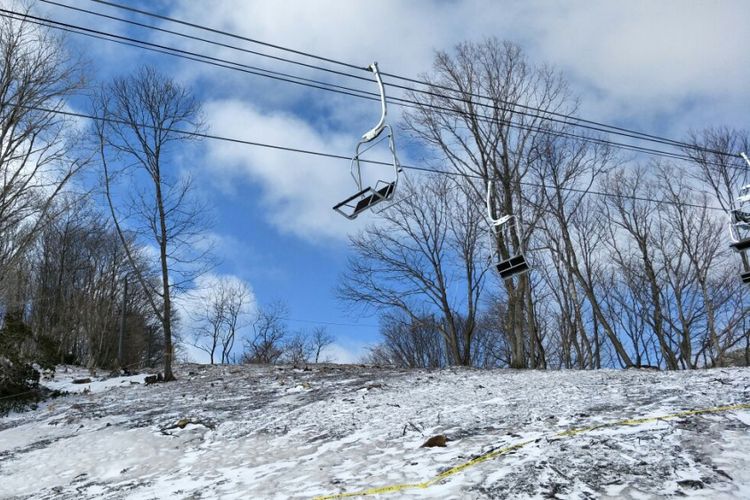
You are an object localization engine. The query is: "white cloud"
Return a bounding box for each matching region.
[202,99,399,242]
[523,1,750,132]
[319,341,370,364]
[173,271,257,363]
[159,1,749,239]
[164,1,748,128]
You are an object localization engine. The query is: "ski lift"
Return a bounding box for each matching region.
[729,153,750,253]
[333,62,401,219]
[486,181,529,280]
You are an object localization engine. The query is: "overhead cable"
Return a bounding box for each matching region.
[80,0,740,158]
[2,9,743,172]
[10,102,728,213]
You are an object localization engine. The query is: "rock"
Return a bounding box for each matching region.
[677,479,704,489]
[421,435,448,448]
[144,373,164,385]
[72,378,91,384]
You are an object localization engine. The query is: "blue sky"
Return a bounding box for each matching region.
[31,0,750,362]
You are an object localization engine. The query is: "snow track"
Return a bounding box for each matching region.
[1,364,749,499]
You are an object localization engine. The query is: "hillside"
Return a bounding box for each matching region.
[1,364,750,499]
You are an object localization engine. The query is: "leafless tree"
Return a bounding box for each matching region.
[656,164,745,367]
[191,276,251,364]
[366,312,447,368]
[310,326,334,363]
[339,174,489,366]
[283,331,313,365]
[388,314,446,368]
[530,131,619,369]
[0,10,85,290]
[27,199,162,369]
[683,129,750,365]
[403,39,577,368]
[191,285,225,365]
[93,66,210,381]
[242,301,287,365]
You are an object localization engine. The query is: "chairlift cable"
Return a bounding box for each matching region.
[78,0,740,159]
[39,0,376,85]
[10,103,728,214]
[86,0,364,71]
[1,10,380,103]
[42,0,695,154]
[3,9,742,173]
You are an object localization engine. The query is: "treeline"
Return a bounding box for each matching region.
[2,8,749,406]
[344,40,750,370]
[0,9,336,400]
[0,14,174,400]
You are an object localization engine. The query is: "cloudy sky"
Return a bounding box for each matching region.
[31,0,750,362]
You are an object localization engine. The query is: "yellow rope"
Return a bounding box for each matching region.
[313,402,750,499]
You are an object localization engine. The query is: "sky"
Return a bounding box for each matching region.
[27,0,750,363]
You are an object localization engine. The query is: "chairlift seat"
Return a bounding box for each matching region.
[496,254,530,280]
[333,182,395,220]
[354,182,395,213]
[730,238,750,252]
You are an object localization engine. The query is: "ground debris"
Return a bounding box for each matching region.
[160,417,217,434]
[421,434,448,447]
[2,364,749,499]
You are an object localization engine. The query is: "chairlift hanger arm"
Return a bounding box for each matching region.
[361,62,387,142]
[486,180,512,226]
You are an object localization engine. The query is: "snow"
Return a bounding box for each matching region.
[1,364,749,499]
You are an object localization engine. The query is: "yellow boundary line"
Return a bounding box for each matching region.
[313,402,750,499]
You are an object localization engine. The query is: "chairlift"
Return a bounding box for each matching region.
[729,153,750,253]
[486,181,530,280]
[333,62,401,219]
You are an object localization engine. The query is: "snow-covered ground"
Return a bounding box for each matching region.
[1,364,749,499]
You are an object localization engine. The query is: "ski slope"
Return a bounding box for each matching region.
[1,364,749,499]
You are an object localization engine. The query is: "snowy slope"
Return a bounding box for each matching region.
[1,364,749,499]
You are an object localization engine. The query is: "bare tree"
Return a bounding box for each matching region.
[339,174,489,366]
[220,279,251,363]
[376,313,447,368]
[28,201,162,369]
[0,11,85,289]
[310,327,334,363]
[191,285,225,365]
[283,332,313,365]
[656,164,745,367]
[530,131,618,369]
[191,276,251,364]
[403,39,577,368]
[242,302,287,365]
[0,10,86,397]
[93,66,209,381]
